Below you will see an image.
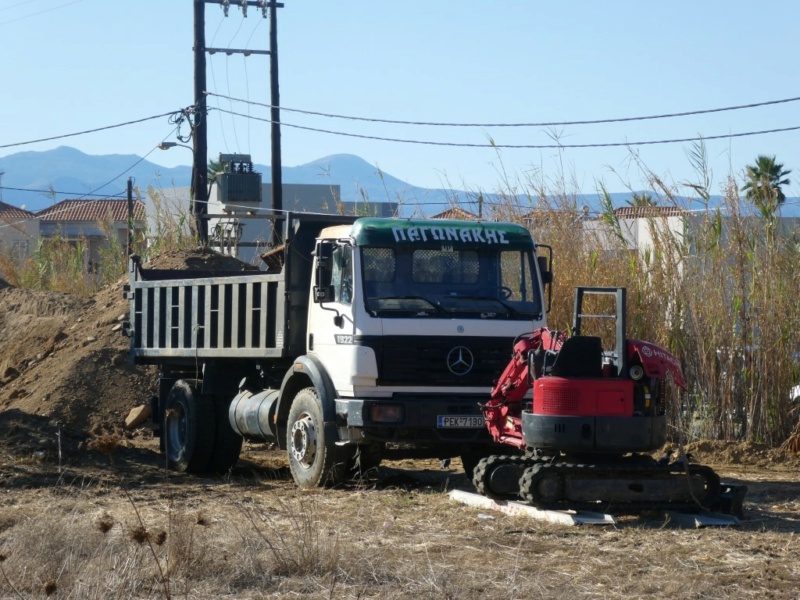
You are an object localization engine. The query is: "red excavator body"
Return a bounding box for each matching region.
[474,287,744,515]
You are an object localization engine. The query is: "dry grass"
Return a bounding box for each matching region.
[485,150,800,448]
[0,457,798,599]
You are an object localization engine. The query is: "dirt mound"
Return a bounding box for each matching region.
[0,248,255,447]
[662,440,800,468]
[143,247,260,271]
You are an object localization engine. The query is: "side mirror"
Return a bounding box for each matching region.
[537,255,553,285]
[536,245,554,314]
[313,241,334,304]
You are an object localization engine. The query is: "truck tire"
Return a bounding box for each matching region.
[209,397,243,475]
[164,380,216,474]
[286,387,348,488]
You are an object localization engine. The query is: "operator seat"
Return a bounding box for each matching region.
[549,335,603,378]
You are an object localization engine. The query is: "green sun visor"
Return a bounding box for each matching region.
[351,218,533,250]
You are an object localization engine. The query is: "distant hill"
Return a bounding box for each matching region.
[0,147,460,214]
[1,146,797,217]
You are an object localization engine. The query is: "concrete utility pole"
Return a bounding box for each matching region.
[192,0,209,245]
[201,0,284,244]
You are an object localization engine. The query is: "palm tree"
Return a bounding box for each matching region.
[742,155,791,204]
[628,192,657,207]
[207,159,223,184]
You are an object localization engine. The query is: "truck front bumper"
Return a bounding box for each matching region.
[335,395,492,447]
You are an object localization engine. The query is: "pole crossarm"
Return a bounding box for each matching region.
[204,0,283,16]
[205,47,271,56]
[204,1,284,6]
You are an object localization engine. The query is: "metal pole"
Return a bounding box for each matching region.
[192,0,209,245]
[127,178,134,255]
[269,0,283,245]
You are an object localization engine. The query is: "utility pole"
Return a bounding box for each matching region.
[0,172,4,203]
[192,0,209,245]
[268,0,283,245]
[201,0,284,245]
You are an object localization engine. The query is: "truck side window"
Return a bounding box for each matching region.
[331,244,353,305]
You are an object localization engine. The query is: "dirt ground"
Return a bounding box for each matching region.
[0,249,799,598]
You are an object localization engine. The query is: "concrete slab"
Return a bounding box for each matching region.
[448,489,616,526]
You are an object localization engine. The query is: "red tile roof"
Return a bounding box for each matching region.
[0,201,35,220]
[613,206,686,219]
[430,206,480,221]
[36,199,146,222]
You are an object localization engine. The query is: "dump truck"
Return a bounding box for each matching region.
[124,212,552,487]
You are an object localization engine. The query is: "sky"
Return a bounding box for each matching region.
[1,0,799,202]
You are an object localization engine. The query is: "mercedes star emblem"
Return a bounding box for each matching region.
[447,346,474,376]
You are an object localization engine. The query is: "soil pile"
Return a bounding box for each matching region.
[0,248,257,449]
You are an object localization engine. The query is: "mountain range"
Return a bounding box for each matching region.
[1,146,797,217]
[0,146,459,215]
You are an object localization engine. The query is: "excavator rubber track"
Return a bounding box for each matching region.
[473,455,537,500]
[519,460,721,512]
[474,455,737,514]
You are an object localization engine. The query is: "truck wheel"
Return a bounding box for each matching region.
[286,387,347,488]
[164,380,216,473]
[209,397,243,475]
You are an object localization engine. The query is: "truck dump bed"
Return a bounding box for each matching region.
[127,259,286,362]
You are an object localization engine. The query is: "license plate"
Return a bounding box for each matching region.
[437,415,484,428]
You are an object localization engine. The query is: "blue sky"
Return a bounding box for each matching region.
[1,0,798,199]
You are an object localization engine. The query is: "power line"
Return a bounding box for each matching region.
[0,186,126,198]
[0,131,177,230]
[214,107,800,149]
[0,0,85,26]
[0,0,36,13]
[207,91,800,128]
[0,109,188,150]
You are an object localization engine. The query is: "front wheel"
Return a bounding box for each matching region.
[164,379,216,473]
[286,387,348,488]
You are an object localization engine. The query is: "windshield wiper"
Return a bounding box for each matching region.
[369,296,446,315]
[442,295,521,317]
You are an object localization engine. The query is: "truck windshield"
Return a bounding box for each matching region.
[361,246,542,319]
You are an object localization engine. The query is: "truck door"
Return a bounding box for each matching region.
[309,240,359,390]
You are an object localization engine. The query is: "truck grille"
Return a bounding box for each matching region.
[363,336,513,387]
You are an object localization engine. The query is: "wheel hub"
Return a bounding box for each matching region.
[166,404,187,459]
[290,413,317,468]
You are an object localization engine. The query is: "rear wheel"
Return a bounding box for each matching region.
[286,387,348,488]
[164,380,216,473]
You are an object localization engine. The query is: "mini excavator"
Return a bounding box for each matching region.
[474,287,745,516]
